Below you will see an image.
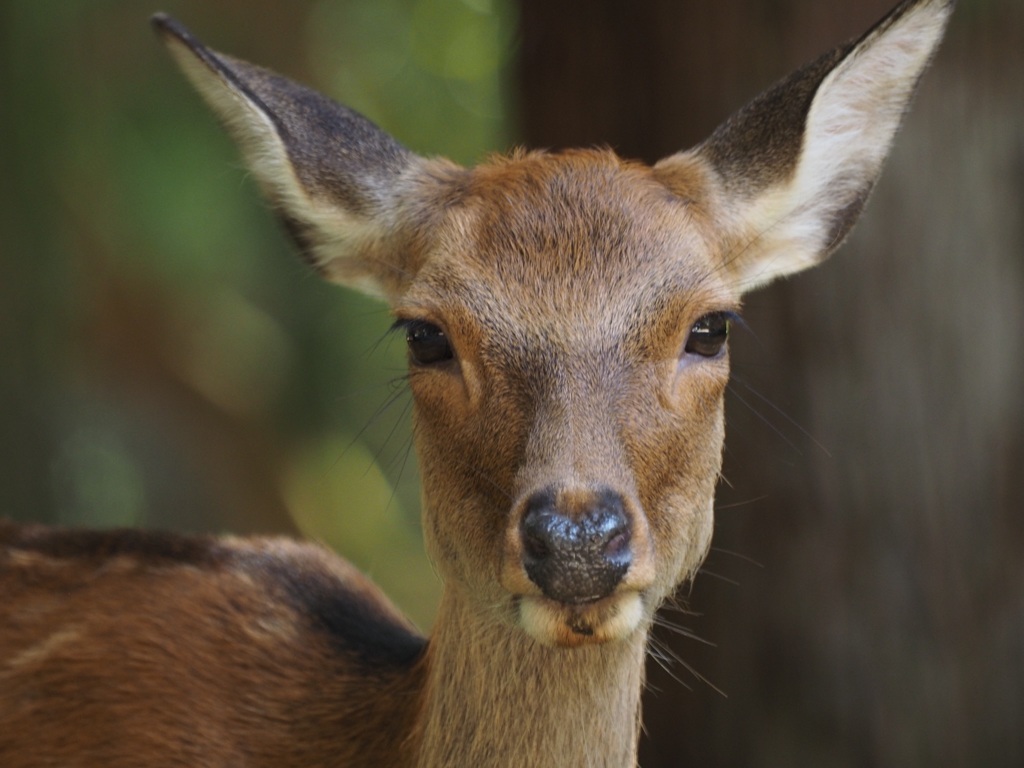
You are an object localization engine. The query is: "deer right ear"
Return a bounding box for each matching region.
[151,14,457,301]
[654,0,954,294]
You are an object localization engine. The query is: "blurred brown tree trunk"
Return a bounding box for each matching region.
[516,1,1024,765]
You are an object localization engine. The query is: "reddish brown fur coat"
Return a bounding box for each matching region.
[0,521,424,767]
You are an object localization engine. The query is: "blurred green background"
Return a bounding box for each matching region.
[0,0,518,630]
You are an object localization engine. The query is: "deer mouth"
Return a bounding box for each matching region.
[517,590,645,647]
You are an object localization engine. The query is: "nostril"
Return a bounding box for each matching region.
[602,529,630,560]
[520,501,560,562]
[522,525,552,560]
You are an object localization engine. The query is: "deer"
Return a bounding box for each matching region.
[0,1,953,765]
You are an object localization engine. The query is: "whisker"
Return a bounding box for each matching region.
[726,382,804,457]
[333,384,411,470]
[694,568,740,587]
[645,635,692,691]
[651,616,717,648]
[731,374,832,457]
[659,598,701,620]
[714,494,769,511]
[707,546,763,569]
[380,405,417,517]
[370,391,414,473]
[646,633,727,699]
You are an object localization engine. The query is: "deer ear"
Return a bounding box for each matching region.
[151,14,456,301]
[654,0,954,294]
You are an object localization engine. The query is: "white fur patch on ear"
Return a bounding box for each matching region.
[161,30,397,298]
[162,34,284,187]
[730,0,954,293]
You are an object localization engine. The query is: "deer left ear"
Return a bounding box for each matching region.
[152,14,460,302]
[654,0,954,294]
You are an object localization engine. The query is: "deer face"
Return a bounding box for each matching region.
[398,151,734,645]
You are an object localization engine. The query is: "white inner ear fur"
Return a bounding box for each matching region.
[163,35,391,298]
[732,1,953,293]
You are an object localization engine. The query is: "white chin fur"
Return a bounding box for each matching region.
[519,592,644,647]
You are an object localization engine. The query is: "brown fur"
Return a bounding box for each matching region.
[1,2,953,766]
[0,521,424,767]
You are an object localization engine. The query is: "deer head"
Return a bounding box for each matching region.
[152,0,952,649]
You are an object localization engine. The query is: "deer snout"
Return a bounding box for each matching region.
[519,488,632,604]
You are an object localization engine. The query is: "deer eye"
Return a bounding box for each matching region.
[399,320,454,366]
[684,312,732,358]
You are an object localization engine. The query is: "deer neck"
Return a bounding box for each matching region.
[414,588,647,768]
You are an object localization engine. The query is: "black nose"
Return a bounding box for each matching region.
[520,488,632,604]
